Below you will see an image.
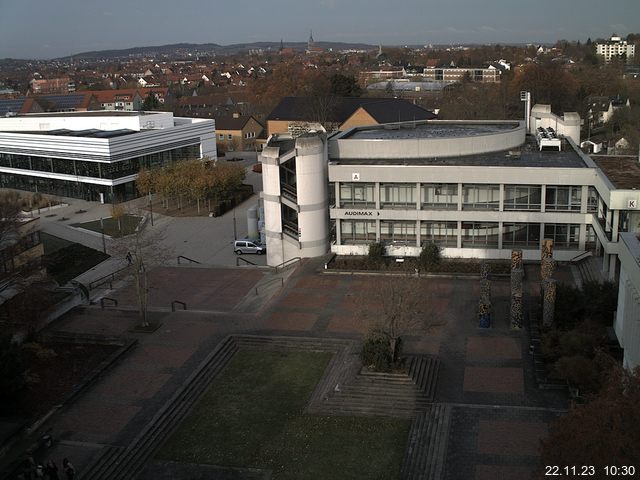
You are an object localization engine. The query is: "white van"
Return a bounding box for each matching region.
[234,240,265,255]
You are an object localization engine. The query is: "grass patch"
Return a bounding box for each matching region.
[44,242,109,285]
[158,350,409,479]
[40,232,73,255]
[72,214,141,237]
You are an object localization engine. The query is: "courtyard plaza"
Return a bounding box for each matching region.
[4,252,571,479]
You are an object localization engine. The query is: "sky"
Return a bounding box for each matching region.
[0,0,638,59]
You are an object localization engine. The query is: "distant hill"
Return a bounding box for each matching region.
[60,41,378,60]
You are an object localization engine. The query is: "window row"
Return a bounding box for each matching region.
[340,220,583,249]
[335,182,599,213]
[0,145,200,180]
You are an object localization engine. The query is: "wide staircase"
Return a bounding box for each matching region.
[79,335,354,480]
[577,256,604,284]
[310,356,440,418]
[79,336,240,480]
[401,404,452,480]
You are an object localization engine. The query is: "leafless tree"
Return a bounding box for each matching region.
[110,211,172,327]
[360,275,442,363]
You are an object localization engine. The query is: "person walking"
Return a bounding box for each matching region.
[126,251,133,265]
[45,460,59,480]
[62,458,75,480]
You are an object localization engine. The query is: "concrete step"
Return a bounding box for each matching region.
[401,404,452,480]
[83,336,239,480]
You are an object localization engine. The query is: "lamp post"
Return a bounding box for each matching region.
[100,217,106,254]
[148,191,154,226]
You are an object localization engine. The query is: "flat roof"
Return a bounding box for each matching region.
[12,111,155,118]
[592,155,640,189]
[5,128,139,139]
[331,136,587,168]
[343,121,519,140]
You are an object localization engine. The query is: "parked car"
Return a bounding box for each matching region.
[234,239,265,255]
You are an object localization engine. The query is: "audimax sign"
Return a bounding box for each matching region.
[344,211,380,216]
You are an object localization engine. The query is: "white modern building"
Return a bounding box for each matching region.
[260,104,640,283]
[0,111,216,202]
[596,35,636,63]
[614,232,640,369]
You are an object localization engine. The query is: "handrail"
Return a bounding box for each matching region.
[569,251,592,263]
[236,257,257,266]
[89,265,131,290]
[273,257,301,273]
[100,297,118,309]
[177,255,201,265]
[171,300,187,311]
[255,277,284,295]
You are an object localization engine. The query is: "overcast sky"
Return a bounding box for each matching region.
[0,0,638,59]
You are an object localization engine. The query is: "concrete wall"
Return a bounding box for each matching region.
[615,232,640,369]
[339,108,378,131]
[529,104,581,145]
[295,134,329,258]
[260,145,284,266]
[330,121,525,159]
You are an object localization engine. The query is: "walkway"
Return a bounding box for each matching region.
[2,259,570,480]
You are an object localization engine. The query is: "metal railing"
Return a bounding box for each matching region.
[100,297,118,309]
[273,257,301,273]
[255,277,284,295]
[89,265,131,290]
[171,300,187,311]
[569,251,592,263]
[177,255,201,265]
[236,257,258,266]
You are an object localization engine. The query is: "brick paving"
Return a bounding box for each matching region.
[476,420,548,456]
[463,367,525,394]
[13,260,575,479]
[466,337,522,360]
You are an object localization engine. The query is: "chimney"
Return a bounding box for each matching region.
[233,112,240,119]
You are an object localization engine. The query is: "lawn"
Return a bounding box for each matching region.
[43,237,110,284]
[71,214,142,237]
[157,350,409,480]
[40,232,73,255]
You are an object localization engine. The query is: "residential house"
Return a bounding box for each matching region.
[587,95,630,126]
[216,113,264,152]
[29,77,76,95]
[91,89,144,111]
[266,97,436,137]
[596,35,635,63]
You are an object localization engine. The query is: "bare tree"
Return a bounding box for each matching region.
[110,212,172,327]
[360,275,441,364]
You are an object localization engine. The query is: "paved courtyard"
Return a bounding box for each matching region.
[7,259,569,479]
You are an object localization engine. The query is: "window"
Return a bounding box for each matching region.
[420,221,457,247]
[422,183,458,209]
[341,220,377,244]
[545,186,582,211]
[504,185,541,211]
[462,184,499,210]
[544,224,580,249]
[227,134,233,140]
[503,223,540,248]
[462,222,499,247]
[219,134,224,140]
[380,221,416,244]
[339,183,375,208]
[380,183,416,209]
[587,187,598,213]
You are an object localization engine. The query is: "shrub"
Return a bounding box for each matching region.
[361,334,404,372]
[368,242,386,260]
[419,242,441,270]
[0,336,26,409]
[361,335,392,372]
[553,355,601,393]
